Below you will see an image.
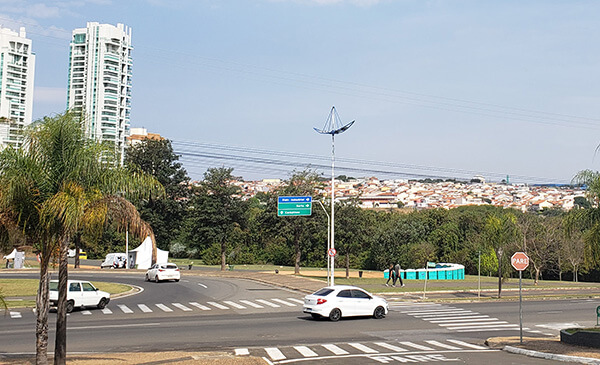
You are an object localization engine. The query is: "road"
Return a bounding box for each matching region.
[1,270,597,364]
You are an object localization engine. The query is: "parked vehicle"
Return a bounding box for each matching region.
[100,253,127,269]
[146,263,180,282]
[303,285,388,321]
[49,280,110,313]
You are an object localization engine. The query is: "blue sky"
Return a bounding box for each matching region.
[1,0,599,183]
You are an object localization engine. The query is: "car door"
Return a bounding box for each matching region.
[148,264,157,280]
[68,282,83,306]
[351,289,374,316]
[335,289,355,316]
[81,282,99,306]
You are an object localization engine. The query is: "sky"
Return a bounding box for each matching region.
[1,0,599,183]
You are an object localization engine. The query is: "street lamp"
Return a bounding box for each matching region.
[314,106,354,287]
[317,200,331,286]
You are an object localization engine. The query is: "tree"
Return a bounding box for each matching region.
[182,167,245,270]
[125,138,190,251]
[481,210,521,298]
[335,199,372,278]
[0,112,162,365]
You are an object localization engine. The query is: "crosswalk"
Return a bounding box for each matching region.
[4,297,305,319]
[392,302,555,335]
[235,339,494,363]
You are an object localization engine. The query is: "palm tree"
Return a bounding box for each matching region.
[0,112,163,365]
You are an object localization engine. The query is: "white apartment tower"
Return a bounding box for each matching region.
[0,26,35,149]
[67,22,132,163]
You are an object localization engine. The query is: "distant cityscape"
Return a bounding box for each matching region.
[229,177,585,212]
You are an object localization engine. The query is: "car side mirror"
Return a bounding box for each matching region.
[95,288,98,291]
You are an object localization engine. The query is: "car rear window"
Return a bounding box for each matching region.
[313,288,334,296]
[165,265,178,269]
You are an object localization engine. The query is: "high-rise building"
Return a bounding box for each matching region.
[0,26,35,149]
[67,22,132,163]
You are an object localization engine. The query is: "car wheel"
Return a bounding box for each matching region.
[97,298,107,309]
[373,306,386,319]
[311,313,321,320]
[145,274,149,282]
[155,275,159,283]
[175,279,179,282]
[66,300,74,313]
[329,308,341,322]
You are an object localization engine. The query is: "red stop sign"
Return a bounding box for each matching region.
[511,252,529,271]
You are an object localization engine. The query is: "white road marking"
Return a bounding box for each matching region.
[429,316,495,323]
[189,302,211,310]
[172,303,192,311]
[138,304,153,313]
[155,303,173,312]
[207,301,229,310]
[425,340,461,350]
[81,310,92,315]
[446,339,488,350]
[399,342,434,351]
[348,343,378,353]
[10,312,21,319]
[265,347,286,360]
[256,299,279,308]
[456,327,528,332]
[448,323,520,330]
[374,342,407,352]
[414,311,475,317]
[239,300,263,308]
[223,301,246,309]
[439,321,508,327]
[322,344,349,355]
[235,348,249,356]
[117,304,133,314]
[197,283,208,288]
[271,298,296,307]
[294,346,318,357]
[287,298,304,304]
[101,308,112,314]
[401,308,460,314]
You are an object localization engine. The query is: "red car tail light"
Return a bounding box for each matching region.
[158,269,164,272]
[316,298,327,305]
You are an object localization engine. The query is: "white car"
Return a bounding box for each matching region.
[303,285,388,321]
[146,263,180,282]
[49,280,110,313]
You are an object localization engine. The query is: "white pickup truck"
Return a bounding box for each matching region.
[49,280,110,313]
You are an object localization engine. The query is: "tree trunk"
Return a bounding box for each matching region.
[220,238,226,271]
[35,253,51,365]
[294,226,301,274]
[345,253,350,279]
[54,235,70,365]
[574,266,578,282]
[74,233,81,269]
[150,231,157,266]
[534,268,540,285]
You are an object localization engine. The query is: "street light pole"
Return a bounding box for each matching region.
[318,200,331,286]
[314,106,354,287]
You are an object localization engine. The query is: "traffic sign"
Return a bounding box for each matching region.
[328,248,337,257]
[278,196,312,217]
[511,252,529,271]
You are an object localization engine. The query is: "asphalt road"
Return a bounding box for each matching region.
[1,270,597,364]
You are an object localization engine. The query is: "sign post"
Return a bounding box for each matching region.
[277,196,312,217]
[511,251,530,344]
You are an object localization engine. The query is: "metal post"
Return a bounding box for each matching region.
[478,250,481,299]
[125,226,129,270]
[330,134,335,287]
[519,270,523,344]
[318,200,330,286]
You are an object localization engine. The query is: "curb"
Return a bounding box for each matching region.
[504,345,600,364]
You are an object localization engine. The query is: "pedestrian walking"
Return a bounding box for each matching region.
[393,262,405,287]
[385,263,396,286]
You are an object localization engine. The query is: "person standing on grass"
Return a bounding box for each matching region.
[385,263,396,286]
[393,262,405,287]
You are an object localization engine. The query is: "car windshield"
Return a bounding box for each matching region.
[313,288,334,296]
[49,282,58,291]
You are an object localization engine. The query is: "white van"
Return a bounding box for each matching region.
[100,253,127,269]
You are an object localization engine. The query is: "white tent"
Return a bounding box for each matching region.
[3,248,16,260]
[130,236,168,270]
